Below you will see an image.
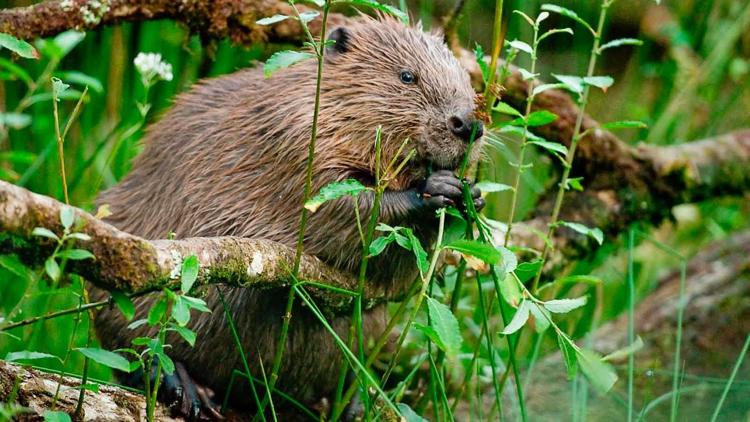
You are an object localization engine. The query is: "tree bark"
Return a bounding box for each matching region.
[0,180,382,312]
[0,361,177,421]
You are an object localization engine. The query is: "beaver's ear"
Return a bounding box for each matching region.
[327,27,351,55]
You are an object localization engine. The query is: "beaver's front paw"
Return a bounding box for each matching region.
[418,170,484,212]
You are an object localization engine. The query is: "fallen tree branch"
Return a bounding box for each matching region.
[0,361,176,421]
[0,180,378,312]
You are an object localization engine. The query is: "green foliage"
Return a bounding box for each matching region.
[42,410,71,422]
[0,33,39,59]
[263,50,315,78]
[75,347,131,372]
[304,179,367,212]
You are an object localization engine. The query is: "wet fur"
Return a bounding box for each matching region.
[92,15,480,410]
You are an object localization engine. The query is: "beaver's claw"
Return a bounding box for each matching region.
[160,362,223,421]
[419,170,484,212]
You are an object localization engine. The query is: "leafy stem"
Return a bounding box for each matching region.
[531,0,612,293]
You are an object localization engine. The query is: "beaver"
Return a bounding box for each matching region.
[92,15,484,419]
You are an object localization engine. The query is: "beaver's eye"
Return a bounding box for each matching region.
[399,70,416,84]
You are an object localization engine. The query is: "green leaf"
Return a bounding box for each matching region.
[474,43,490,83]
[583,76,614,91]
[601,120,647,130]
[474,181,512,193]
[51,77,70,101]
[0,255,33,281]
[0,57,33,85]
[558,221,604,245]
[557,335,578,379]
[347,0,409,23]
[45,257,60,282]
[171,296,191,327]
[76,347,131,372]
[603,336,645,362]
[111,291,135,321]
[406,230,429,277]
[426,297,462,356]
[54,71,103,93]
[444,239,501,265]
[0,112,31,130]
[170,325,197,347]
[515,260,541,283]
[59,205,75,229]
[32,227,59,241]
[498,246,518,274]
[538,27,574,43]
[536,11,550,25]
[147,297,167,325]
[518,68,538,81]
[552,74,584,93]
[263,50,314,78]
[43,410,71,422]
[576,347,618,393]
[544,296,588,313]
[529,140,568,156]
[297,11,320,24]
[532,82,566,96]
[127,319,148,330]
[555,274,604,287]
[131,336,151,346]
[499,273,522,307]
[500,300,530,335]
[0,33,39,59]
[181,255,199,294]
[493,101,522,117]
[156,351,175,375]
[58,249,94,260]
[397,403,429,422]
[528,302,551,333]
[541,4,595,35]
[512,10,535,27]
[526,110,558,127]
[414,323,444,349]
[44,31,85,60]
[67,232,91,241]
[566,177,584,191]
[181,296,211,313]
[508,40,533,55]
[599,38,643,52]
[5,350,61,363]
[368,233,394,257]
[304,179,366,212]
[255,14,291,25]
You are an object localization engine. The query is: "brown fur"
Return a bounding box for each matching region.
[92,15,480,411]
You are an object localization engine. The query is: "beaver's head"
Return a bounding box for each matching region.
[321,16,483,172]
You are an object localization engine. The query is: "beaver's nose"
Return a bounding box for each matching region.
[449,115,484,142]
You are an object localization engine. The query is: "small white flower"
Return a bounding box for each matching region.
[80,0,110,25]
[60,0,75,12]
[134,52,174,83]
[169,249,183,279]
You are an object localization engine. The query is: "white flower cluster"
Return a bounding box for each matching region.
[134,52,174,83]
[60,0,75,12]
[80,0,110,25]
